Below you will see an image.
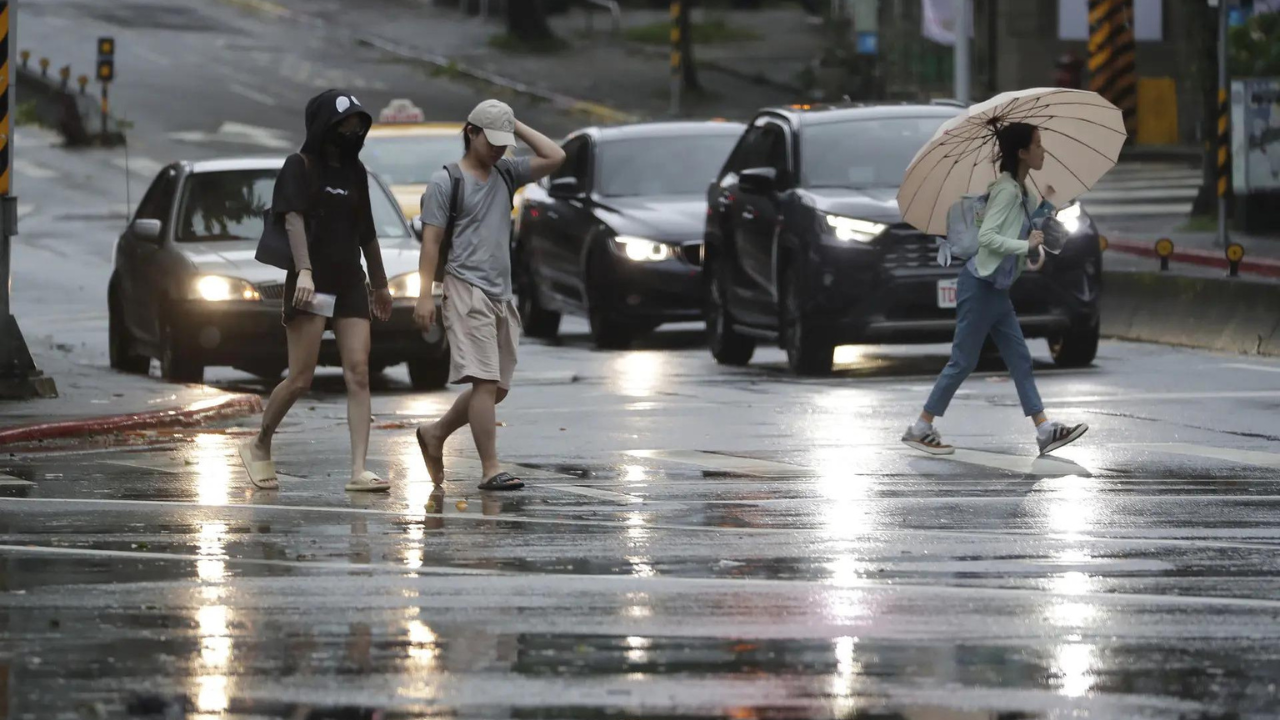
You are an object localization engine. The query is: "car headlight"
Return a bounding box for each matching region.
[1055,202,1085,234]
[613,235,672,263]
[387,272,443,299]
[191,275,260,302]
[824,214,887,244]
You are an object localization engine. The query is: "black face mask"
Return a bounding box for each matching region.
[329,130,363,156]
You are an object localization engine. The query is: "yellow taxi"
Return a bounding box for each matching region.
[363,99,527,222]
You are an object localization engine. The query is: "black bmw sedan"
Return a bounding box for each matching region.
[704,103,1103,375]
[512,120,745,349]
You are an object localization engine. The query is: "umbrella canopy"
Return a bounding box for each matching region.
[897,88,1127,236]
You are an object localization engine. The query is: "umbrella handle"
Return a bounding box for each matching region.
[1027,245,1047,271]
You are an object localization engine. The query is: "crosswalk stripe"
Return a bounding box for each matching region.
[543,485,644,504]
[626,450,811,477]
[1135,443,1280,470]
[368,456,574,480]
[943,449,1088,476]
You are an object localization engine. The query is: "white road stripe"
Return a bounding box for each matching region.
[1083,187,1199,201]
[627,450,811,477]
[1045,389,1280,404]
[0,475,34,487]
[1089,177,1203,190]
[111,155,164,179]
[1223,363,1280,374]
[368,456,573,480]
[940,449,1090,477]
[229,83,277,107]
[104,459,306,484]
[14,159,58,180]
[1083,202,1193,217]
[1135,443,1280,470]
[543,485,644,504]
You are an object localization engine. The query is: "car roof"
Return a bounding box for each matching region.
[185,157,288,173]
[584,120,747,142]
[367,123,462,138]
[759,102,963,127]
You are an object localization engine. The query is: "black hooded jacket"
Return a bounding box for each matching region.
[272,89,387,290]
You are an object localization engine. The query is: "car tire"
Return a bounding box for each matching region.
[705,260,755,366]
[407,356,450,391]
[586,249,638,350]
[108,289,149,375]
[781,263,834,376]
[514,243,561,340]
[1050,321,1100,368]
[160,313,204,384]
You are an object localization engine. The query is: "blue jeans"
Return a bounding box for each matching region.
[924,267,1045,418]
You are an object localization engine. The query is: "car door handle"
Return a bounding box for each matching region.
[741,207,757,221]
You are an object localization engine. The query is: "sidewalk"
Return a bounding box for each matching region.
[0,343,261,446]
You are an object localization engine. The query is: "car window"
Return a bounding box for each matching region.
[726,126,769,174]
[174,169,411,243]
[759,123,791,188]
[135,167,178,224]
[800,116,950,189]
[553,136,591,186]
[596,134,739,197]
[362,134,460,185]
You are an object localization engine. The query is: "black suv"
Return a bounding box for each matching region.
[703,104,1103,375]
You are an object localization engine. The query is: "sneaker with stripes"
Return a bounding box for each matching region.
[902,423,955,456]
[1037,421,1089,455]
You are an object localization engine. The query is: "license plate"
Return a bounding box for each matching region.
[936,278,958,309]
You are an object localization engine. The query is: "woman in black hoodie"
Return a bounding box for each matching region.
[240,90,393,493]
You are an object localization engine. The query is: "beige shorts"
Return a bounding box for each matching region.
[442,274,520,390]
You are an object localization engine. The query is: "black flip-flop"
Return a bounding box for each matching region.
[478,472,524,491]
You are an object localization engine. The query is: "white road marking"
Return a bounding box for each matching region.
[111,155,164,179]
[104,459,306,484]
[1082,187,1200,201]
[1134,443,1280,470]
[0,475,34,487]
[1223,363,1280,374]
[1083,202,1193,217]
[1044,390,1280,404]
[229,83,277,107]
[542,484,644,504]
[368,455,573,480]
[627,450,811,477]
[933,448,1090,477]
[14,159,58,179]
[134,47,171,65]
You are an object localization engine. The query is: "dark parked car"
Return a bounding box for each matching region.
[108,157,449,388]
[704,103,1103,375]
[512,120,745,348]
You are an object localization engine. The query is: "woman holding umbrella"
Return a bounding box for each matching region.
[900,115,1095,457]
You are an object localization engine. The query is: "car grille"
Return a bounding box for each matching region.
[256,282,286,301]
[677,242,704,267]
[881,224,943,271]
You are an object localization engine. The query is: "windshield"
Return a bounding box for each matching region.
[597,134,740,197]
[801,116,951,189]
[362,134,460,185]
[176,169,411,243]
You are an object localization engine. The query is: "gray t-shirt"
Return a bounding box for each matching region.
[421,156,533,301]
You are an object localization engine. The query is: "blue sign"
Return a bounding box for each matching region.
[856,31,878,55]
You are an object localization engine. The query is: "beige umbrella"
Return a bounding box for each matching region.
[897,88,1127,236]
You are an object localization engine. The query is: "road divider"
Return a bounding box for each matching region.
[1101,270,1280,356]
[0,393,263,446]
[16,57,124,146]
[1107,237,1280,279]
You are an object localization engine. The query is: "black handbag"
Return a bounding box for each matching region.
[255,153,310,272]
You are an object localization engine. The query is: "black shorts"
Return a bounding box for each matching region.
[281,270,370,326]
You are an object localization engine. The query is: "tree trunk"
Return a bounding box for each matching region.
[508,0,554,42]
[678,0,700,91]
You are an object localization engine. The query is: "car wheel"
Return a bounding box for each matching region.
[781,263,834,376]
[1050,322,1100,368]
[587,249,637,350]
[160,313,204,384]
[108,289,149,374]
[407,355,450,391]
[514,242,561,340]
[705,260,755,366]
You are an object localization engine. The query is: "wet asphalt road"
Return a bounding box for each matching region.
[6,0,1280,717]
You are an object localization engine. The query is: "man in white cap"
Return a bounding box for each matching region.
[412,100,565,491]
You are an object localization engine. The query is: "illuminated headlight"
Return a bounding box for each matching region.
[825,214,887,243]
[614,235,672,263]
[1055,202,1085,234]
[387,272,443,299]
[191,275,260,302]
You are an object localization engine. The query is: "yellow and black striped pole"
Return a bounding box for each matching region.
[1088,0,1137,138]
[669,1,681,116]
[1215,0,1230,247]
[0,0,10,200]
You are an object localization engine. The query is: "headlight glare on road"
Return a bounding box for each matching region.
[1056,202,1084,234]
[825,214,887,243]
[615,236,672,263]
[192,275,260,302]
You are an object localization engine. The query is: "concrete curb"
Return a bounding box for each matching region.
[1107,238,1280,280]
[0,394,263,447]
[1100,270,1280,356]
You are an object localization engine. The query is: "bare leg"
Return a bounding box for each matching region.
[468,380,502,480]
[419,386,507,484]
[334,317,373,482]
[251,315,325,463]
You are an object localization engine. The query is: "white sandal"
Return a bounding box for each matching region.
[238,441,279,490]
[346,470,391,493]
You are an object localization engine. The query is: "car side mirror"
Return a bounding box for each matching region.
[131,219,163,243]
[548,177,583,199]
[739,167,777,196]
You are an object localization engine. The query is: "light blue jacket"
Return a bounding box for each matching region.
[972,173,1038,282]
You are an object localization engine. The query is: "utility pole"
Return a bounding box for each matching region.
[0,0,56,399]
[953,0,970,103]
[1215,0,1230,248]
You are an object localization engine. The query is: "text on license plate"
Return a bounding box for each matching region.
[936,279,958,309]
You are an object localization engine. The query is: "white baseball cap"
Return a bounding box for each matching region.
[467,99,517,147]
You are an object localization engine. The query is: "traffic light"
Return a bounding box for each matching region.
[96,36,115,83]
